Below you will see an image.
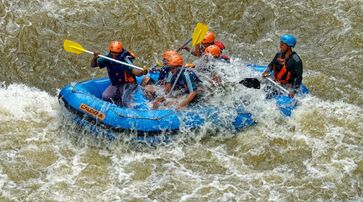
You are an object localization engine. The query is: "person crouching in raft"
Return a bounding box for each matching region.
[152,54,202,111]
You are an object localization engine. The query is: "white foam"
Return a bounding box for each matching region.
[0,83,58,122]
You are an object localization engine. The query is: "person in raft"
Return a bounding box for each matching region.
[181,31,228,58]
[141,50,178,86]
[141,50,179,99]
[91,40,147,107]
[152,54,202,110]
[262,34,303,98]
[203,44,230,63]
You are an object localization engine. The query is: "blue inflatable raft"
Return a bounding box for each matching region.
[58,76,255,142]
[58,64,308,143]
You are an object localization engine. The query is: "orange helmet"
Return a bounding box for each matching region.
[162,50,178,60]
[202,31,216,44]
[204,45,221,58]
[109,41,123,53]
[167,54,184,68]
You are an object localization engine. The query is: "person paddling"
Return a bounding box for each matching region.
[182,31,226,57]
[91,40,147,107]
[262,34,303,98]
[152,54,202,110]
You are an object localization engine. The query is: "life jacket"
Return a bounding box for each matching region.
[167,68,202,94]
[220,54,230,63]
[214,40,225,51]
[106,50,136,86]
[273,53,294,84]
[200,41,226,55]
[158,66,171,81]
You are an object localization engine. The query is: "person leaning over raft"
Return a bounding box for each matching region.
[91,40,147,107]
[141,50,179,99]
[152,54,202,111]
[262,34,303,98]
[141,50,178,87]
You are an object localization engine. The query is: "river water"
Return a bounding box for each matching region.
[0,0,362,201]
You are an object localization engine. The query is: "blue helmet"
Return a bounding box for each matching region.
[280,34,297,48]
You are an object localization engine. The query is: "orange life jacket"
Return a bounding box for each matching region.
[124,71,135,83]
[273,55,292,84]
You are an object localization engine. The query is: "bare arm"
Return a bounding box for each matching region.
[132,68,146,76]
[152,96,166,109]
[163,83,172,94]
[193,45,202,57]
[152,83,171,109]
[176,91,197,110]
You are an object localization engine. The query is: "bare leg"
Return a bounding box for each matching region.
[118,83,138,107]
[141,75,151,86]
[102,84,118,102]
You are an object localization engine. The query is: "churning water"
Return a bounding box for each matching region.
[0,0,362,201]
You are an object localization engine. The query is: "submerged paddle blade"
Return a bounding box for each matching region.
[239,78,261,89]
[192,23,208,46]
[63,40,86,54]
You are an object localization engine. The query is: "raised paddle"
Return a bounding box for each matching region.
[63,40,144,71]
[168,22,208,96]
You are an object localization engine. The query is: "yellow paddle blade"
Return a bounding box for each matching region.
[63,40,86,54]
[191,22,208,46]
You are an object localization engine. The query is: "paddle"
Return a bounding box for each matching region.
[152,38,192,70]
[176,38,192,52]
[265,77,289,94]
[240,76,291,96]
[152,38,192,68]
[239,78,261,89]
[168,22,208,96]
[63,40,144,71]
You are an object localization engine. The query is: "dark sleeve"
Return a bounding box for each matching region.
[158,66,168,81]
[97,57,108,68]
[266,53,279,72]
[291,54,303,92]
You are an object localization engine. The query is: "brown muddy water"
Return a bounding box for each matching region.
[0,0,362,201]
